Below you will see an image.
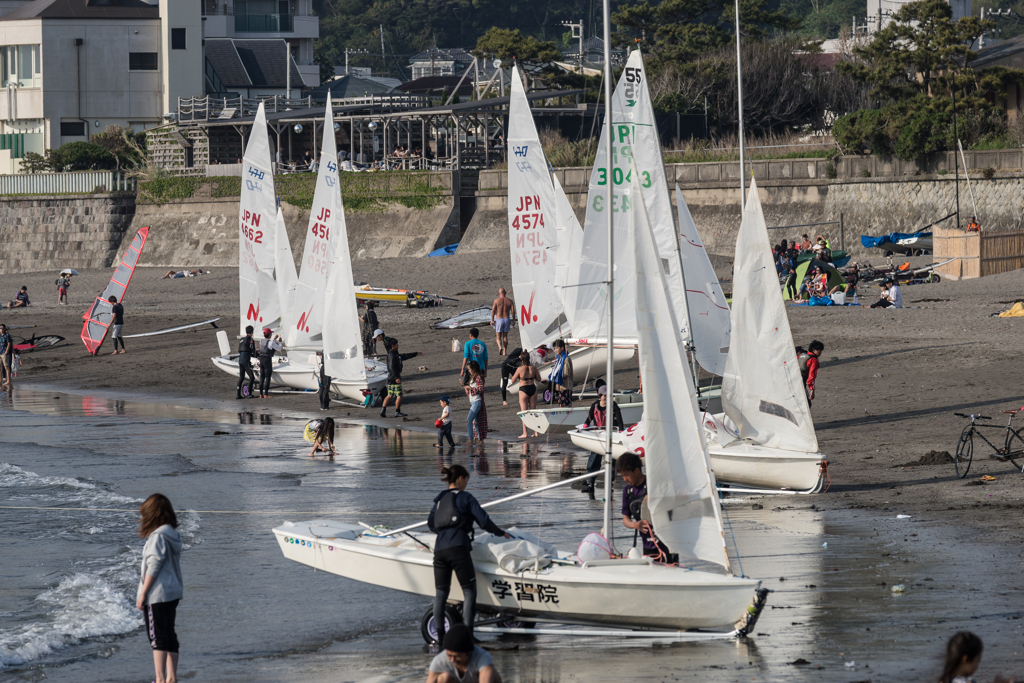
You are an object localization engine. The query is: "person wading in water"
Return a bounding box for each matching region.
[427,464,509,646]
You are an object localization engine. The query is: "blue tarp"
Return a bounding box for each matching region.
[427,243,459,257]
[860,231,932,250]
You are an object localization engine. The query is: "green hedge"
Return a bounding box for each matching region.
[137,171,444,212]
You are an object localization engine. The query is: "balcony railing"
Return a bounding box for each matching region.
[234,13,294,32]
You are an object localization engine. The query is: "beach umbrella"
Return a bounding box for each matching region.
[60,269,79,276]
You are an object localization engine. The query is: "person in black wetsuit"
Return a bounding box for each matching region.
[257,327,282,398]
[581,384,624,498]
[109,296,126,354]
[360,302,379,356]
[499,347,522,405]
[236,325,256,399]
[427,464,509,645]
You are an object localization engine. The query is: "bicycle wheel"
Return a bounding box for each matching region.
[955,426,974,478]
[1004,430,1024,473]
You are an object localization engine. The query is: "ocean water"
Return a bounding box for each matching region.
[1,387,1022,682]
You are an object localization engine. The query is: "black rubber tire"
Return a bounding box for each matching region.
[497,614,536,630]
[241,377,255,398]
[420,605,462,645]
[1004,430,1024,472]
[930,274,941,284]
[956,426,974,478]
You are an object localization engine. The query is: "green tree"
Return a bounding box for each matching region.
[833,0,1023,160]
[91,125,145,171]
[613,0,800,64]
[46,142,118,172]
[19,151,47,173]
[473,27,562,64]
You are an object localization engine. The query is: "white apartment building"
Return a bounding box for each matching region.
[0,0,203,172]
[201,0,319,89]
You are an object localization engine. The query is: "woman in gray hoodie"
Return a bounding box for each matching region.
[136,494,183,683]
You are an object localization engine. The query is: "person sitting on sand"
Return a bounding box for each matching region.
[7,286,30,309]
[870,278,903,309]
[304,418,336,457]
[427,623,502,683]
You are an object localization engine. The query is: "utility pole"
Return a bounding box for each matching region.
[285,39,291,99]
[561,19,584,73]
[735,0,745,209]
[345,47,369,75]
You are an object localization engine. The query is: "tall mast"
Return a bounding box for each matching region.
[735,0,746,209]
[601,0,615,547]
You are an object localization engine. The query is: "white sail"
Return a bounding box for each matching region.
[631,166,731,572]
[722,178,818,453]
[288,97,342,348]
[676,185,731,377]
[577,50,691,342]
[238,101,280,335]
[507,66,566,349]
[552,172,583,330]
[320,111,365,384]
[274,206,299,326]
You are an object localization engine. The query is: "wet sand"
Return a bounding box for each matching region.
[3,255,1024,674]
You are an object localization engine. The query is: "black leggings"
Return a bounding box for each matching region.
[433,546,477,643]
[237,362,255,395]
[259,357,273,396]
[785,274,798,299]
[144,599,179,653]
[113,336,125,352]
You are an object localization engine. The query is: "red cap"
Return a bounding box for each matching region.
[263,327,272,336]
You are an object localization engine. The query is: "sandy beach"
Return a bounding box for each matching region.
[5,252,1024,679]
[4,255,1024,537]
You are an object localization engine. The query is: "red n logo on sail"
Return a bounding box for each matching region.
[247,302,262,322]
[520,291,537,324]
[296,305,313,333]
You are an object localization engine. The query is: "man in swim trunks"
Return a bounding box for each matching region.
[490,288,514,356]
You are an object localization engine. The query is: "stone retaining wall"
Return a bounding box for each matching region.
[0,194,136,275]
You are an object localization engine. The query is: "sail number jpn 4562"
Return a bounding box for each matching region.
[512,194,547,266]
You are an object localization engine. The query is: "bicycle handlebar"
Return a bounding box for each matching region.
[954,413,991,420]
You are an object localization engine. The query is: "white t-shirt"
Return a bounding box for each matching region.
[887,285,903,308]
[429,646,495,682]
[440,405,451,425]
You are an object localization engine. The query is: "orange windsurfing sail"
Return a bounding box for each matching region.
[80,227,149,355]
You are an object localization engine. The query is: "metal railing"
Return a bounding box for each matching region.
[178,93,431,122]
[0,171,134,195]
[235,13,293,32]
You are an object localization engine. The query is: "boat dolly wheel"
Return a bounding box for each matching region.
[420,604,463,645]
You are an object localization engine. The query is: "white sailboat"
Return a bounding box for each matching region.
[505,66,634,401]
[578,183,825,492]
[712,177,827,490]
[236,101,280,335]
[270,159,766,638]
[212,99,386,400]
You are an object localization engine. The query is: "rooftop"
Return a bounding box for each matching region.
[0,0,158,20]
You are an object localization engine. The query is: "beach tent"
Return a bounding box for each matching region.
[783,258,845,301]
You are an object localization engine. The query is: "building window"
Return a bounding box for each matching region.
[60,122,85,137]
[0,45,40,87]
[171,28,186,50]
[129,52,158,71]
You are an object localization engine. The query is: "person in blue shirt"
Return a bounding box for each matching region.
[427,464,508,645]
[459,328,488,385]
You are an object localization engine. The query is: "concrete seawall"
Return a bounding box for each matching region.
[461,168,1024,262]
[117,196,460,268]
[0,193,136,275]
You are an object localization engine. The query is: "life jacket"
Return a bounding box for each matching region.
[625,482,647,522]
[798,352,812,382]
[237,337,253,362]
[259,338,276,359]
[433,490,467,532]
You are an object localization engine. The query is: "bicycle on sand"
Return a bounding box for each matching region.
[952,409,1024,478]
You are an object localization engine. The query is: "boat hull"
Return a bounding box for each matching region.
[211,354,386,401]
[519,395,644,434]
[567,429,825,492]
[272,522,760,631]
